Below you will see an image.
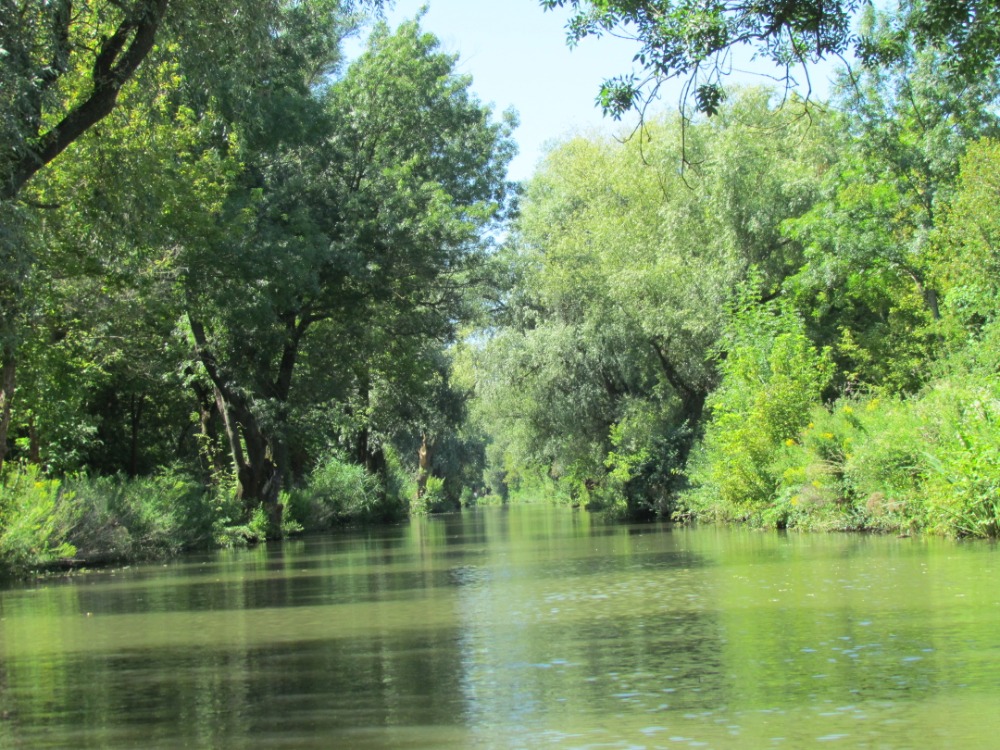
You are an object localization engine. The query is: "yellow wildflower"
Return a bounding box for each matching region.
[785,438,796,447]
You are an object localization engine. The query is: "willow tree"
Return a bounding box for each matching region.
[475,90,831,514]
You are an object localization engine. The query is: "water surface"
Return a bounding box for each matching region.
[1,505,998,748]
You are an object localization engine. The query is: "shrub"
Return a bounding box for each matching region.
[919,376,1000,536]
[0,465,76,571]
[459,486,475,507]
[686,292,833,519]
[0,465,230,573]
[764,374,1000,537]
[411,474,453,514]
[286,455,387,529]
[62,469,223,560]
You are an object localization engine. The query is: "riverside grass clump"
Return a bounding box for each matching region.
[0,465,251,575]
[0,466,76,571]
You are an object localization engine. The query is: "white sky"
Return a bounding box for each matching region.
[352,0,841,182]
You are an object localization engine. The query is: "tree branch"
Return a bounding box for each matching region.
[1,0,170,201]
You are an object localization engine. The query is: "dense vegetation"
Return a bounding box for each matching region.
[474,7,1000,535]
[2,0,999,574]
[0,1,514,571]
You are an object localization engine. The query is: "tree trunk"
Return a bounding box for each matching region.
[28,413,40,465]
[186,311,308,539]
[192,380,227,477]
[0,347,15,475]
[128,393,144,477]
[219,392,284,538]
[188,315,282,534]
[416,433,434,498]
[649,338,709,475]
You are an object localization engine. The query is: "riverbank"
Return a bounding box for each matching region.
[0,459,416,578]
[680,378,1000,538]
[6,375,999,579]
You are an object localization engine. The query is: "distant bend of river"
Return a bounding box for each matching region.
[1,504,998,749]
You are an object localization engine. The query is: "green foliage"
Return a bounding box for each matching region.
[0,465,240,574]
[410,475,450,515]
[175,17,514,511]
[782,33,1000,394]
[686,288,833,516]
[604,401,689,517]
[766,399,925,532]
[932,139,1000,332]
[215,505,273,547]
[474,89,829,516]
[918,375,1000,537]
[694,370,1000,538]
[61,469,229,560]
[0,465,76,571]
[542,0,1000,119]
[286,455,389,529]
[459,486,476,507]
[4,0,1000,554]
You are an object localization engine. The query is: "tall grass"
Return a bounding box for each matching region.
[0,466,76,570]
[0,465,241,575]
[685,369,1000,538]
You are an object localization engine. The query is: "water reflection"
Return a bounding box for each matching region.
[0,506,999,748]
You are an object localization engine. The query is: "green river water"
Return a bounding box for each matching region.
[0,505,998,749]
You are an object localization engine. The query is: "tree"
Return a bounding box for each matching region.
[782,18,1000,393]
[5,38,242,473]
[0,0,169,202]
[541,0,1000,118]
[182,20,514,530]
[0,0,379,474]
[475,89,830,513]
[933,138,1000,340]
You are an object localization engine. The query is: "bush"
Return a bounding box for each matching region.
[764,398,923,532]
[745,371,1000,537]
[686,292,833,520]
[0,465,230,574]
[0,465,76,571]
[459,486,475,507]
[410,474,454,514]
[62,469,225,560]
[919,376,1000,536]
[286,455,391,529]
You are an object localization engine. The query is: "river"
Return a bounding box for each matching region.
[0,505,998,748]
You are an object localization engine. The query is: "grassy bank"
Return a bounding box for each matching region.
[0,455,417,578]
[683,370,1000,537]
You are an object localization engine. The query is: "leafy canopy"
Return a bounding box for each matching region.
[541,0,1000,117]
